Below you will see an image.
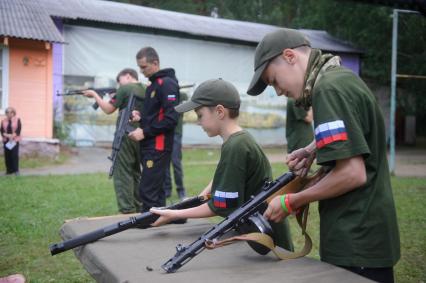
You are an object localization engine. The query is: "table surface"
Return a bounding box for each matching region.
[58,216,373,283]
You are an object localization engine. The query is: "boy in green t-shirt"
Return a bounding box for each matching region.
[150,78,293,251]
[83,68,145,214]
[247,28,400,283]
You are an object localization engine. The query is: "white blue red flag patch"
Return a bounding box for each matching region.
[167,94,176,101]
[213,190,239,209]
[315,120,348,149]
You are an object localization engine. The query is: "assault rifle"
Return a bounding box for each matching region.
[49,195,210,255]
[57,87,117,110]
[161,171,296,273]
[108,93,142,178]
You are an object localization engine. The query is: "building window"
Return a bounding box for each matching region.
[0,46,9,112]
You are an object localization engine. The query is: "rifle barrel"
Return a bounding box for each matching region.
[179,84,195,89]
[49,195,210,256]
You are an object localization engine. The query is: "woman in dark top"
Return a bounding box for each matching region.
[1,107,22,175]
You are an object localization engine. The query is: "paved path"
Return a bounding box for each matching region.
[19,146,426,177]
[388,147,426,177]
[268,147,426,178]
[20,147,111,176]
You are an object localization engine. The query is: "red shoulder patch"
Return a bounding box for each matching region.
[156,78,164,85]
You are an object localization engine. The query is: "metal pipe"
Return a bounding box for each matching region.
[389,9,398,174]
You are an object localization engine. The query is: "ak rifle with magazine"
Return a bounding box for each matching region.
[56,87,117,110]
[108,93,142,178]
[162,169,326,273]
[49,195,210,256]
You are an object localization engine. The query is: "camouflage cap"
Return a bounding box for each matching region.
[247,28,311,96]
[175,78,240,113]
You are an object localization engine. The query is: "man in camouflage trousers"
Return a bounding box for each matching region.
[84,68,145,213]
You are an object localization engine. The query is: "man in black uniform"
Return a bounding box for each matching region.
[129,47,179,212]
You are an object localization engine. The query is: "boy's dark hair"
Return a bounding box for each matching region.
[136,47,160,64]
[228,108,239,118]
[116,68,139,82]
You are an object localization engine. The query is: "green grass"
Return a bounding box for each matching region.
[0,154,425,282]
[181,146,288,164]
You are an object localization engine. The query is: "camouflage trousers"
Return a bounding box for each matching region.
[112,135,142,213]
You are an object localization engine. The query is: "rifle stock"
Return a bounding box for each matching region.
[266,169,325,203]
[49,195,210,256]
[161,172,296,273]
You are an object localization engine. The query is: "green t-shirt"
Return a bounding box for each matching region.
[111,82,145,111]
[111,83,145,128]
[208,131,272,216]
[312,66,400,268]
[286,98,314,153]
[207,130,293,251]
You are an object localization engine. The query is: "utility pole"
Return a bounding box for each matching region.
[389,9,421,175]
[389,9,398,175]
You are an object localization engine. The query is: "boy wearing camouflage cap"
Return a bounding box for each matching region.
[249,28,400,282]
[151,78,293,251]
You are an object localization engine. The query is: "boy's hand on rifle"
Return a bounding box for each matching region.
[150,208,178,227]
[286,146,316,177]
[131,110,141,122]
[128,128,145,141]
[82,90,97,98]
[263,195,289,223]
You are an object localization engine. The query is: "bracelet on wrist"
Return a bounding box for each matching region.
[285,194,293,214]
[280,194,289,213]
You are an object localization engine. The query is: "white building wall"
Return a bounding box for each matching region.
[62,25,286,146]
[63,25,282,104]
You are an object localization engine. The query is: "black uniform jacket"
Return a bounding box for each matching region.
[140,68,179,152]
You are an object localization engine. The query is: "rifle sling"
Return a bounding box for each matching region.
[205,204,312,260]
[204,169,327,260]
